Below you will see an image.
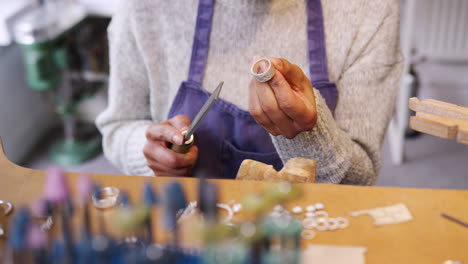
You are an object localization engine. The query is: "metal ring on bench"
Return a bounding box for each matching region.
[0,200,13,215]
[92,187,120,209]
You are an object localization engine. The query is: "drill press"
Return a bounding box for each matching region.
[13,1,105,166]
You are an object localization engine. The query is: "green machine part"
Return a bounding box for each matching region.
[14,2,86,91]
[13,3,104,166]
[19,39,68,91]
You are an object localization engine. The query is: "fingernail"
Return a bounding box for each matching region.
[270,57,282,69]
[172,134,182,145]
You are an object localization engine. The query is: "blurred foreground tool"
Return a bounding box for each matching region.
[236,157,316,183]
[409,97,468,145]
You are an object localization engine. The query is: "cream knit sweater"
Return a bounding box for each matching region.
[96,0,403,185]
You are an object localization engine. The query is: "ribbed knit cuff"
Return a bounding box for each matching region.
[120,121,154,176]
[270,89,353,183]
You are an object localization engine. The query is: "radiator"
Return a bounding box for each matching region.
[412,0,468,62]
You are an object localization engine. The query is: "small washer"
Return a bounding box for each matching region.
[327,218,340,231]
[305,212,316,218]
[336,217,349,229]
[301,229,316,240]
[92,187,121,209]
[291,206,303,214]
[315,203,325,210]
[306,205,316,212]
[314,210,329,219]
[302,218,317,229]
[315,220,329,231]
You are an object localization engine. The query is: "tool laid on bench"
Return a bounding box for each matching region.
[409,97,468,145]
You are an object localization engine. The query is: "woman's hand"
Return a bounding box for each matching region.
[143,115,198,176]
[249,57,318,139]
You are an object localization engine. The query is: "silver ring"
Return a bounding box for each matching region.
[302,218,317,229]
[305,212,316,218]
[314,203,325,210]
[315,219,329,231]
[327,218,340,230]
[301,229,316,240]
[251,57,275,82]
[291,206,302,214]
[336,217,349,229]
[306,205,316,212]
[314,210,329,219]
[0,200,13,215]
[92,187,120,209]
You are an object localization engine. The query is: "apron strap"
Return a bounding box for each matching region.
[187,0,215,83]
[307,0,338,112]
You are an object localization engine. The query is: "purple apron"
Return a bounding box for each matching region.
[167,0,337,179]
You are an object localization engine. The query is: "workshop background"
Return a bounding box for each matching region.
[0,0,467,189]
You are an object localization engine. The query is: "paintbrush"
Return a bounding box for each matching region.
[43,167,75,263]
[120,191,130,207]
[30,197,58,259]
[198,178,219,224]
[92,183,107,235]
[77,174,93,239]
[163,181,187,261]
[9,207,30,264]
[27,222,48,264]
[90,184,116,264]
[142,181,158,244]
[50,240,66,264]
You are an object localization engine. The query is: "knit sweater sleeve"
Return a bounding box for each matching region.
[270,3,403,185]
[95,1,154,176]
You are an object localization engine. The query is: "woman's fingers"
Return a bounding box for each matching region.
[168,114,191,131]
[248,79,280,136]
[270,57,307,88]
[147,159,193,176]
[143,141,198,170]
[146,122,184,145]
[253,79,298,138]
[249,57,318,138]
[146,150,195,176]
[144,115,198,176]
[146,114,191,145]
[267,58,317,129]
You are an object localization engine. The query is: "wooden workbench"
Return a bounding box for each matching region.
[0,138,467,263]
